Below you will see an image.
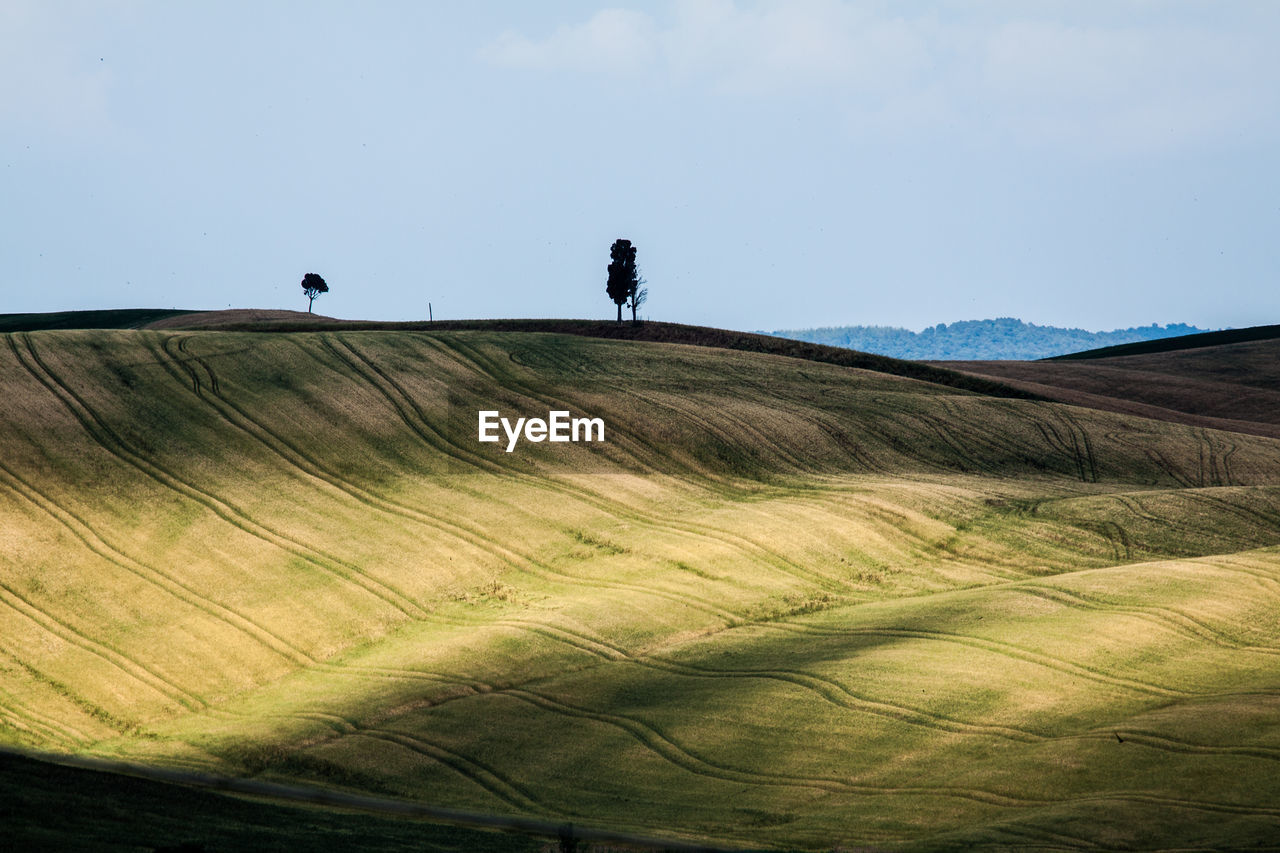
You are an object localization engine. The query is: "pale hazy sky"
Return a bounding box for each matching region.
[3,1,1278,331]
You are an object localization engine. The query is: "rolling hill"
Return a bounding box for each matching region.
[936,330,1280,440]
[1047,322,1280,361]
[0,308,196,333]
[2,318,1279,850]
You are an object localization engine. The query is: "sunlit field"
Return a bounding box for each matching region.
[3,327,1279,850]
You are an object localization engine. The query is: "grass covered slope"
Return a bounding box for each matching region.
[2,328,1280,849]
[145,311,1050,402]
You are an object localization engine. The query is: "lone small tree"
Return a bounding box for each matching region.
[606,239,637,324]
[301,272,328,313]
[628,276,647,324]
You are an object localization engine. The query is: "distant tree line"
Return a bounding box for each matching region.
[768,318,1209,361]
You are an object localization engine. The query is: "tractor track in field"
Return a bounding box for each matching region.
[1,745,766,852]
[492,686,1055,808]
[1105,428,1200,488]
[152,335,524,583]
[1198,428,1219,487]
[936,398,1042,472]
[9,333,428,623]
[481,619,1059,743]
[144,334,781,629]
[1053,407,1100,483]
[1000,400,1097,481]
[16,741,1280,851]
[316,333,858,602]
[66,638,1280,820]
[308,334,753,618]
[176,334,219,393]
[1193,555,1280,599]
[0,456,315,668]
[405,333,876,595]
[72,608,1280,824]
[1190,427,1248,489]
[0,703,80,746]
[415,332,721,484]
[1193,490,1280,534]
[820,405,956,478]
[992,822,1106,850]
[330,339,764,608]
[428,333,681,474]
[1087,487,1280,555]
[900,410,992,476]
[351,728,548,814]
[0,578,204,711]
[389,547,1280,740]
[625,657,1048,743]
[1063,489,1239,545]
[606,388,860,593]
[761,621,1189,698]
[1037,411,1095,483]
[282,549,1280,752]
[628,386,814,473]
[1010,583,1280,656]
[9,329,1280,847]
[233,709,554,815]
[0,681,91,746]
[804,407,891,473]
[304,335,510,479]
[1110,492,1196,531]
[1212,552,1280,585]
[311,616,1057,747]
[1098,519,1134,562]
[0,649,151,737]
[306,652,1280,814]
[487,336,958,533]
[207,607,1062,757]
[1097,729,1280,762]
[309,666,495,695]
[1217,430,1241,485]
[1077,790,1280,819]
[781,490,1039,582]
[400,333,672,475]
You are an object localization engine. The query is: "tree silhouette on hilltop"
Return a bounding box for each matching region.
[606,239,638,324]
[301,273,328,313]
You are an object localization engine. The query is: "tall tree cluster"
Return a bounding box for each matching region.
[606,239,646,324]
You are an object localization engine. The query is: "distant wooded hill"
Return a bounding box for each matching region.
[767,317,1209,360]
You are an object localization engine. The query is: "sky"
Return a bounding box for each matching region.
[3,1,1278,332]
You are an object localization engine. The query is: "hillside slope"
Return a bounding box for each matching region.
[0,308,196,333]
[2,328,1280,850]
[1049,322,1280,360]
[144,311,1048,401]
[937,336,1280,439]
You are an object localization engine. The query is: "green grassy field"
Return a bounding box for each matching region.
[2,326,1279,850]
